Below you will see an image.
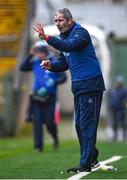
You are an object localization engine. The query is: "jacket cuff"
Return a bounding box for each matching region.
[45,35,52,42]
[39,33,52,41]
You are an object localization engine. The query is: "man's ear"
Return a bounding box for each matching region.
[68,19,73,25]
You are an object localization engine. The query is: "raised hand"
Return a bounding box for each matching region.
[33,23,47,40]
[40,60,52,70]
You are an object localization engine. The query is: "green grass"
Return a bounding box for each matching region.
[0,137,127,179]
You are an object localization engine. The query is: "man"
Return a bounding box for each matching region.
[20,41,66,152]
[107,76,127,140]
[33,8,105,172]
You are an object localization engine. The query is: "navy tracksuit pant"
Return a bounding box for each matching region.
[112,109,126,140]
[32,96,58,150]
[74,91,103,166]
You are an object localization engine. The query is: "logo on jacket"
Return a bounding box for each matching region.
[88,98,94,104]
[63,52,70,57]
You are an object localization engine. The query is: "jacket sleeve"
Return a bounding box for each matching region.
[55,72,67,84]
[47,28,89,53]
[19,55,33,71]
[50,52,69,72]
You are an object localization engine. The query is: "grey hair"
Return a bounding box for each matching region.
[55,8,73,20]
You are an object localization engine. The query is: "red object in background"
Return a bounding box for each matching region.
[54,102,60,124]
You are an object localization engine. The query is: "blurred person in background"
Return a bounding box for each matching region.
[33,8,105,173]
[20,41,67,152]
[107,76,127,141]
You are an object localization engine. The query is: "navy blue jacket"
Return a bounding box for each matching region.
[20,55,67,95]
[47,23,105,95]
[48,23,102,81]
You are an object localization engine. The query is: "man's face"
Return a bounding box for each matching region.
[54,13,72,33]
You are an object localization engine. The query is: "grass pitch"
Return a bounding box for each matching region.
[0,137,127,179]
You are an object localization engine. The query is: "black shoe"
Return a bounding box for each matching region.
[67,165,91,173]
[91,160,100,169]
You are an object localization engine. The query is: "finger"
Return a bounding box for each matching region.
[37,23,43,31]
[37,23,44,33]
[36,23,40,29]
[36,23,40,27]
[38,23,42,28]
[40,64,46,69]
[40,60,49,66]
[40,61,45,66]
[37,24,42,31]
[38,24,43,31]
[33,27,39,32]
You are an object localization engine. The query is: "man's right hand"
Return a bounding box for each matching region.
[40,60,52,70]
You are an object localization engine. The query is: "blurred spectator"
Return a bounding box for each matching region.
[20,41,67,152]
[107,76,127,141]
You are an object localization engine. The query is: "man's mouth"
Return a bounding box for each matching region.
[57,26,62,31]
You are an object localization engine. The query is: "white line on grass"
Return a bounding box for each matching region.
[67,155,122,180]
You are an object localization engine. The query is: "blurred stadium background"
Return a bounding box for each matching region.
[0,0,127,178]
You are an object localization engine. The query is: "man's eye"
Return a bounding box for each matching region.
[55,19,63,23]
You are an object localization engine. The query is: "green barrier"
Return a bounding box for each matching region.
[112,40,127,82]
[0,73,16,136]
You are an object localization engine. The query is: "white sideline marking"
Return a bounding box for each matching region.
[67,156,122,180]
